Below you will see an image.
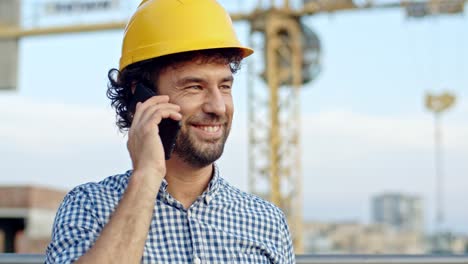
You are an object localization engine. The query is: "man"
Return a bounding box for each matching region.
[46,0,295,263]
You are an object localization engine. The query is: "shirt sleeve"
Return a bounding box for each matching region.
[280,213,296,264]
[45,186,102,264]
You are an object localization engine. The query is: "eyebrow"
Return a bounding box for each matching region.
[221,76,234,83]
[176,75,234,86]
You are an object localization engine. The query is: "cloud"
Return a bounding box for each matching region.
[299,109,468,232]
[0,95,130,189]
[1,96,466,232]
[1,96,122,150]
[304,109,468,150]
[221,108,467,233]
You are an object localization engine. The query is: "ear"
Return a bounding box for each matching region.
[130,82,137,94]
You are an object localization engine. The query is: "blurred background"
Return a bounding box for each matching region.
[0,0,467,255]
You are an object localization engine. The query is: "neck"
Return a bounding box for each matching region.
[165,155,213,209]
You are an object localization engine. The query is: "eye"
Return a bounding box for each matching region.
[186,85,202,90]
[220,84,232,90]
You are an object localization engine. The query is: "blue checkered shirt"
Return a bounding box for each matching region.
[46,165,295,263]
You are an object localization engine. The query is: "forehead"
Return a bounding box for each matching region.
[160,60,233,81]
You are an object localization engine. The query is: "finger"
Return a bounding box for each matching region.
[141,109,182,135]
[150,109,182,124]
[147,109,183,128]
[145,95,170,105]
[132,95,170,125]
[138,103,181,126]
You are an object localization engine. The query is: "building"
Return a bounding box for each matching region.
[372,193,424,232]
[429,231,468,254]
[0,186,66,253]
[303,221,426,254]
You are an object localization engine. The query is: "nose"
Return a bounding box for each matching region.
[202,87,226,116]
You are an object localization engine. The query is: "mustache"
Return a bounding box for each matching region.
[186,113,228,124]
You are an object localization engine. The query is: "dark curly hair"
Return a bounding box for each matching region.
[107,48,244,132]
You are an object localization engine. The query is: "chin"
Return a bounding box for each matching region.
[174,139,225,168]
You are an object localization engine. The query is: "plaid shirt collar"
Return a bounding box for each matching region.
[158,164,220,209]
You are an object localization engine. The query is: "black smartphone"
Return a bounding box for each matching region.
[129,83,181,160]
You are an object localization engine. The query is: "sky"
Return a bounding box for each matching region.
[1,0,467,234]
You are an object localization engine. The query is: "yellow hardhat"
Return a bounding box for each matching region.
[119,0,254,71]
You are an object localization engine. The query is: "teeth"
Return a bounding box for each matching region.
[200,126,220,133]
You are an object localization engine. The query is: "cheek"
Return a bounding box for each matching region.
[224,95,234,111]
[174,98,199,115]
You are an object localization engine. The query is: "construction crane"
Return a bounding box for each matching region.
[425,92,456,231]
[0,0,466,253]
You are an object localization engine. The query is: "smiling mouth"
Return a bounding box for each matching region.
[193,125,222,133]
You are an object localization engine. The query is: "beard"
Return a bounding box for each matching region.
[173,114,231,168]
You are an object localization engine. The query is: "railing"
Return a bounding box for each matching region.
[0,254,43,264]
[297,255,468,263]
[1,254,468,263]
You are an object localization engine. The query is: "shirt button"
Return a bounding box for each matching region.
[205,195,211,204]
[194,257,201,264]
[187,211,192,218]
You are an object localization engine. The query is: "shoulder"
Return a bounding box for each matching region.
[215,178,295,261]
[46,171,131,263]
[55,171,132,222]
[50,170,133,236]
[217,178,287,222]
[64,170,131,202]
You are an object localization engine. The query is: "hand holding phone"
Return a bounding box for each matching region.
[129,83,181,160]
